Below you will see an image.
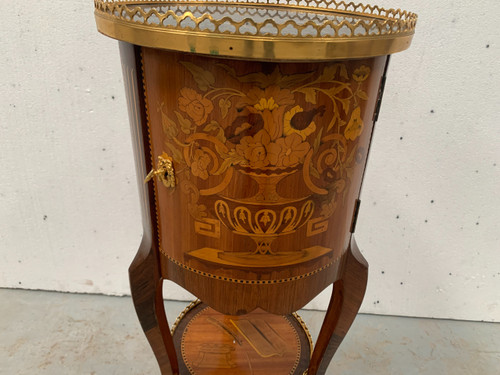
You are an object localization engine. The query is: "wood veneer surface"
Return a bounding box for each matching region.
[141,48,386,314]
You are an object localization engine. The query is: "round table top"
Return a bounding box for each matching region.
[94,0,417,61]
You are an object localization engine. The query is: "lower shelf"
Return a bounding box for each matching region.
[172,301,312,375]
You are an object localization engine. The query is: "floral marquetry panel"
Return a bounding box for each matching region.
[142,48,387,314]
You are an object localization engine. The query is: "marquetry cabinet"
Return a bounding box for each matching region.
[94,1,417,374]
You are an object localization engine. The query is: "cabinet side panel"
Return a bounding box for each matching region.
[119,42,153,236]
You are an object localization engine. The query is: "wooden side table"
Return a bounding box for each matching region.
[94,1,417,374]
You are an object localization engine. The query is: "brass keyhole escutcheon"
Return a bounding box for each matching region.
[145,153,176,188]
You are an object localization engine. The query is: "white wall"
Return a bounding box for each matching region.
[1,1,499,322]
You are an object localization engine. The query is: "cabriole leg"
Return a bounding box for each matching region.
[308,237,369,375]
[129,238,179,375]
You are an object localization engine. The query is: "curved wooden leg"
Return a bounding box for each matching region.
[129,236,179,375]
[308,236,368,375]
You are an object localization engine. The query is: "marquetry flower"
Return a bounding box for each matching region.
[241,86,295,140]
[352,66,371,82]
[244,86,294,108]
[235,129,271,168]
[178,88,213,126]
[190,149,211,180]
[267,133,310,167]
[344,107,364,141]
[283,105,317,140]
[254,97,279,111]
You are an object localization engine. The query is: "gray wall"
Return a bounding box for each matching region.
[1,0,498,322]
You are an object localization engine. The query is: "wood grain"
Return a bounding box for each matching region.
[123,42,387,374]
[172,303,311,375]
[141,47,386,314]
[122,42,179,375]
[129,237,179,375]
[307,236,369,375]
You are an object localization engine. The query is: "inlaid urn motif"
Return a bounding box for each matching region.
[149,54,375,270]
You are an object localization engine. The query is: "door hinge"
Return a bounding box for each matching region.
[350,199,362,233]
[372,56,391,123]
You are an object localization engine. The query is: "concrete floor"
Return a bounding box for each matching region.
[1,288,499,375]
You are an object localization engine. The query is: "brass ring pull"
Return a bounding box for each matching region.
[145,153,176,188]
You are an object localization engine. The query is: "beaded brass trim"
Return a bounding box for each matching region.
[161,247,343,284]
[95,0,417,60]
[170,299,202,334]
[292,312,314,356]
